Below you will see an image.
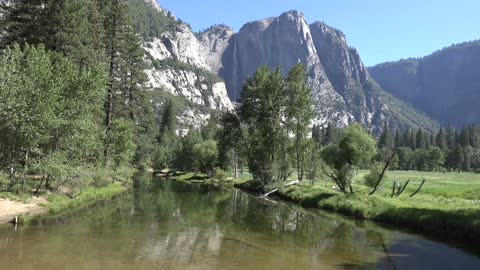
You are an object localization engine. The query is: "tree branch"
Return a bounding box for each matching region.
[369,151,396,195]
[409,179,426,197]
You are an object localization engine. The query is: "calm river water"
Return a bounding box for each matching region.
[0,173,479,269]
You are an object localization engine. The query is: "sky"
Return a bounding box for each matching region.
[159,0,479,66]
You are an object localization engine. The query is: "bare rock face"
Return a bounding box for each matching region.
[140,3,436,131]
[214,11,437,131]
[309,21,383,126]
[198,24,235,74]
[220,11,353,126]
[159,24,211,70]
[141,5,234,115]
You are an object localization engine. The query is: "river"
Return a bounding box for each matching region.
[0,173,479,269]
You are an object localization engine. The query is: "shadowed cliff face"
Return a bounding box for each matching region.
[216,11,437,131]
[220,11,353,127]
[369,41,480,126]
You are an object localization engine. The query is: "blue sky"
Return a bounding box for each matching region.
[159,0,479,66]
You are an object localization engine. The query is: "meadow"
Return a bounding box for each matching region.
[268,170,480,245]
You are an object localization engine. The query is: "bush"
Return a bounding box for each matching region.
[65,174,93,199]
[212,167,227,182]
[92,167,110,188]
[364,162,388,188]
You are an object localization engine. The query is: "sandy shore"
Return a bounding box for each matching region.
[0,197,47,224]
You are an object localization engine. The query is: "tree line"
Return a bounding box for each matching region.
[376,124,480,172]
[0,0,157,196]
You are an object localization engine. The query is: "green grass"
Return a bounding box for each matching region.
[41,183,127,215]
[274,171,480,242]
[0,191,33,203]
[158,169,480,242]
[355,170,480,200]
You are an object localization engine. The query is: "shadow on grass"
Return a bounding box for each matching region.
[300,193,336,208]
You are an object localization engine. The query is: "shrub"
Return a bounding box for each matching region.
[364,162,388,188]
[212,167,227,182]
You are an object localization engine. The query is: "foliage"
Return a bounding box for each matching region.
[212,167,228,182]
[364,162,389,188]
[126,0,180,41]
[107,119,137,169]
[0,44,105,191]
[192,140,219,177]
[285,63,315,181]
[321,124,376,193]
[150,57,223,86]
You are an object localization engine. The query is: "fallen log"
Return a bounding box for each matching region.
[258,180,300,199]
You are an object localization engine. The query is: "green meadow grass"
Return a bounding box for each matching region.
[273,171,480,242]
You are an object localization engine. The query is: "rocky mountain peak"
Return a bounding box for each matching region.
[200,24,235,38]
[145,0,176,20]
[136,3,437,132]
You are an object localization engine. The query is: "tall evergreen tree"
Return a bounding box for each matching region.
[312,125,322,145]
[394,128,403,148]
[45,0,105,67]
[409,129,417,150]
[459,125,470,147]
[436,128,448,152]
[416,128,425,150]
[378,122,394,150]
[0,0,48,48]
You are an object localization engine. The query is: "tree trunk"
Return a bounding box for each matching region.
[35,176,45,194]
[233,150,238,178]
[104,6,118,169]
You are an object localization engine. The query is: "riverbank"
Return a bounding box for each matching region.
[167,171,480,249]
[0,183,128,225]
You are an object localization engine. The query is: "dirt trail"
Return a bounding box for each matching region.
[0,197,47,224]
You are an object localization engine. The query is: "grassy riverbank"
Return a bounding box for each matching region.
[277,171,480,243]
[41,183,128,215]
[167,170,480,244]
[0,182,129,224]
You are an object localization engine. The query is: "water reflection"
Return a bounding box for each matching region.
[0,172,479,270]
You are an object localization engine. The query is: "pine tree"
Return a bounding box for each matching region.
[45,0,105,67]
[446,124,456,150]
[0,0,48,48]
[312,125,322,145]
[394,128,403,148]
[436,128,448,152]
[409,129,417,150]
[403,129,411,149]
[324,123,335,145]
[99,0,144,165]
[416,128,425,150]
[459,125,470,147]
[158,99,176,139]
[378,122,393,150]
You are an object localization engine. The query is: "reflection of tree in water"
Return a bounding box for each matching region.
[0,173,405,269]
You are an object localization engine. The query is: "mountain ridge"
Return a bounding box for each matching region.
[369,40,480,126]
[139,1,438,132]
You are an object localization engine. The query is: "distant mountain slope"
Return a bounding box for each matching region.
[369,41,480,126]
